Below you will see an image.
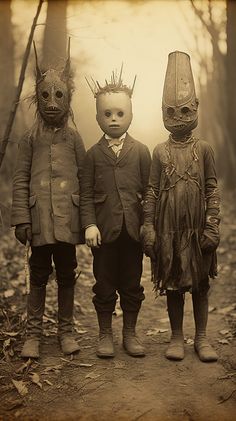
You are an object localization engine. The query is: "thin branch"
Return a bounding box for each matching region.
[0,0,44,168]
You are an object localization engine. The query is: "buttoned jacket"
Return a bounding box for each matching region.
[11,123,86,246]
[80,134,151,243]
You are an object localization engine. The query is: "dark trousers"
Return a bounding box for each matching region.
[29,243,77,288]
[92,224,144,313]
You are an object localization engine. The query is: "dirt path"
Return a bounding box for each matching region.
[1,199,236,420]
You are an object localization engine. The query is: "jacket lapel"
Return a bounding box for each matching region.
[98,136,117,162]
[116,134,134,164]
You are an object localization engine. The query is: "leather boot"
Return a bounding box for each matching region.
[123,311,145,357]
[96,312,114,358]
[21,284,46,359]
[165,291,184,361]
[193,291,218,362]
[58,286,80,355]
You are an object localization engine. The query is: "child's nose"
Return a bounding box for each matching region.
[111,114,116,121]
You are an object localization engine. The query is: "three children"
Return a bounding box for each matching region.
[80,70,151,357]
[12,52,220,363]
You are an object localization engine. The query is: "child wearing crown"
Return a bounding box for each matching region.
[80,68,151,358]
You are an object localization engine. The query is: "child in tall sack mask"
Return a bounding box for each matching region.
[80,68,151,358]
[142,51,220,362]
[11,41,86,358]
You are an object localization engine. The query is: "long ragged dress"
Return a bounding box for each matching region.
[143,135,220,295]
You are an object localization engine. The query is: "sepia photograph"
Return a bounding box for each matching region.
[0,0,235,420]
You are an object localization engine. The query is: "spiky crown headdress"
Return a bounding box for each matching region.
[85,64,136,98]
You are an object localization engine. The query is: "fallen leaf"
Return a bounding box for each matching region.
[217,304,236,315]
[42,365,63,374]
[29,373,42,389]
[1,331,20,337]
[4,289,15,298]
[146,328,168,336]
[218,339,230,345]
[208,306,217,313]
[44,379,53,386]
[16,359,32,374]
[185,338,194,345]
[85,371,101,379]
[79,363,94,368]
[219,329,230,335]
[75,328,87,334]
[12,379,28,396]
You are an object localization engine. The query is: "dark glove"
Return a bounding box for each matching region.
[15,223,32,245]
[140,224,156,260]
[200,218,220,253]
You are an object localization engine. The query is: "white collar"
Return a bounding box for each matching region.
[104,133,127,142]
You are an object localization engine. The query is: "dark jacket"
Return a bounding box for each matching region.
[11,123,86,246]
[80,134,151,243]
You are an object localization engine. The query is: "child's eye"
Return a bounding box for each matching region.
[181,106,191,115]
[56,90,63,98]
[167,107,174,117]
[42,91,49,99]
[105,111,111,117]
[117,111,124,117]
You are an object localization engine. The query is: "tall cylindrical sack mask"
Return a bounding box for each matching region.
[162,51,199,136]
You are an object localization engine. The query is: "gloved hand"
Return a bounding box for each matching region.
[200,218,220,253]
[15,223,32,245]
[85,225,101,248]
[140,223,156,260]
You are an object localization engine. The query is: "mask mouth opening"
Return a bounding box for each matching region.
[109,124,120,128]
[44,107,61,114]
[173,123,186,129]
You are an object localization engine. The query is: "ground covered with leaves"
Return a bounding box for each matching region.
[0,194,236,421]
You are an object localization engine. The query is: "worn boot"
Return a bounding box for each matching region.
[123,311,145,357]
[193,291,218,362]
[96,312,114,358]
[58,286,80,355]
[21,284,46,358]
[165,291,185,361]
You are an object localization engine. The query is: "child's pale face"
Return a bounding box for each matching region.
[96,92,132,138]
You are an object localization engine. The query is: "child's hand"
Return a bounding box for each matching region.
[140,224,156,260]
[15,223,32,245]
[200,221,220,253]
[85,225,102,248]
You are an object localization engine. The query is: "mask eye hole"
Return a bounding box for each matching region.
[181,106,191,114]
[42,91,49,99]
[117,111,124,117]
[56,90,63,98]
[105,111,111,117]
[167,107,175,117]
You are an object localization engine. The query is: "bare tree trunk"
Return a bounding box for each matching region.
[42,0,68,69]
[226,0,236,160]
[0,0,14,140]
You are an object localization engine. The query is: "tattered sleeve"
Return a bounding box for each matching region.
[73,129,86,183]
[79,149,97,229]
[11,134,33,226]
[203,143,220,223]
[143,146,162,224]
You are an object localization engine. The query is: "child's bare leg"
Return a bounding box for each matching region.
[165,290,184,360]
[192,290,218,362]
